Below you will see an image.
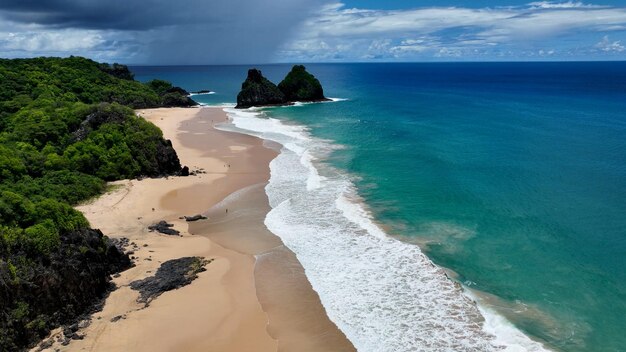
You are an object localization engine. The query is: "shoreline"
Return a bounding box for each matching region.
[37,107,353,351]
[221,105,552,352]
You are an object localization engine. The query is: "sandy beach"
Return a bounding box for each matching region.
[37,107,354,351]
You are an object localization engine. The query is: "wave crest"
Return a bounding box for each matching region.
[221,107,550,352]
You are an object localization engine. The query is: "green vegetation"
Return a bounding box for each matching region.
[0,56,191,350]
[145,79,196,107]
[278,65,326,102]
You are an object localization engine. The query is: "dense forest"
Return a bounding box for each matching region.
[0,56,195,350]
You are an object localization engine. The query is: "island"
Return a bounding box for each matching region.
[235,65,330,108]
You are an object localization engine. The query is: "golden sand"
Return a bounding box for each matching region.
[37,107,353,352]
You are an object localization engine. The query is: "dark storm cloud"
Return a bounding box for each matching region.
[0,0,213,30]
[0,0,330,64]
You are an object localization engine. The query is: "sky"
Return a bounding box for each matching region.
[0,1,625,64]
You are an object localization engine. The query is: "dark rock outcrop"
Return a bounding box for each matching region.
[145,79,197,107]
[110,315,125,322]
[184,215,207,222]
[161,86,197,107]
[148,221,180,236]
[235,69,286,108]
[130,257,211,306]
[154,139,183,177]
[72,103,129,141]
[0,229,131,351]
[235,66,328,108]
[98,63,134,80]
[166,86,190,96]
[278,65,329,102]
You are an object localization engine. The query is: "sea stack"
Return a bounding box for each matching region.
[235,65,329,108]
[235,69,285,108]
[278,65,329,102]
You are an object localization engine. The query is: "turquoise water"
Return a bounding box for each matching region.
[133,63,626,351]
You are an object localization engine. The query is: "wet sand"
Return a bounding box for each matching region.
[190,183,356,352]
[37,107,354,351]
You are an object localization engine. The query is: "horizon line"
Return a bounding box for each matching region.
[3,55,625,66]
[124,59,626,67]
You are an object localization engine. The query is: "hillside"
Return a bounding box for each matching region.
[0,56,193,351]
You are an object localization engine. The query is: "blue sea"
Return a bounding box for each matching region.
[132,62,626,352]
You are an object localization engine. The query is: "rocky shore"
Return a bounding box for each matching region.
[130,257,211,306]
[0,229,131,351]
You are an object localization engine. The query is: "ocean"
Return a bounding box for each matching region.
[132,62,626,352]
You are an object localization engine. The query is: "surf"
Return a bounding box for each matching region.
[219,107,550,352]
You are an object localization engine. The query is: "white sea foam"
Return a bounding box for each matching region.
[200,103,235,108]
[221,107,551,352]
[288,97,349,107]
[464,290,549,352]
[188,91,216,96]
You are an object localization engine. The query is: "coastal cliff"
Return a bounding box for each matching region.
[0,56,193,350]
[235,65,328,108]
[0,229,131,350]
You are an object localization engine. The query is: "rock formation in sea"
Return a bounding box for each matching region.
[235,65,329,108]
[278,65,329,102]
[236,69,286,108]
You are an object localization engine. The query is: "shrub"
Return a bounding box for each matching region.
[24,220,59,254]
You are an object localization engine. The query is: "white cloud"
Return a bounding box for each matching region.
[368,39,391,51]
[595,35,626,52]
[538,49,556,55]
[2,31,105,52]
[0,21,138,61]
[435,48,463,58]
[278,2,626,61]
[390,45,428,53]
[389,38,434,55]
[401,39,426,45]
[527,1,604,9]
[304,2,626,40]
[294,6,514,39]
[0,0,330,64]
